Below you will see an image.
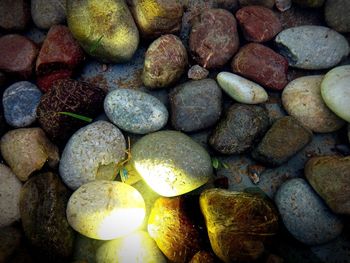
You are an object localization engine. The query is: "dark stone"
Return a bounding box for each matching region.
[325,0,350,33]
[0,0,30,31]
[0,226,21,263]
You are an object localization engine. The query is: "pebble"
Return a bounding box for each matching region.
[292,0,324,8]
[275,178,343,245]
[130,130,213,197]
[31,0,66,29]
[275,26,349,70]
[0,128,59,181]
[0,164,22,227]
[231,43,288,91]
[321,65,350,122]
[238,0,275,8]
[169,79,222,132]
[3,81,42,128]
[104,88,168,134]
[66,180,145,240]
[282,75,345,133]
[217,72,268,104]
[188,65,209,80]
[275,0,292,12]
[189,251,216,263]
[0,0,30,31]
[0,227,22,263]
[325,0,350,33]
[59,121,126,190]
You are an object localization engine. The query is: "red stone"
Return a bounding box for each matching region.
[236,6,282,42]
[36,70,73,93]
[231,43,288,91]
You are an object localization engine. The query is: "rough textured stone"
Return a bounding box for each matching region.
[0,0,30,31]
[293,0,324,8]
[325,0,350,33]
[169,79,222,132]
[275,178,343,245]
[238,0,275,8]
[231,43,288,91]
[31,0,66,29]
[188,65,209,80]
[0,227,21,263]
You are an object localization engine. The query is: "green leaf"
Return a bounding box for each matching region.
[89,35,104,53]
[222,162,229,169]
[58,112,93,123]
[212,158,219,169]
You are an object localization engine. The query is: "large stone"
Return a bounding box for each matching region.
[325,0,350,33]
[31,0,66,29]
[0,0,30,31]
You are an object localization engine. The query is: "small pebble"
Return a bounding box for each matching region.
[188,65,209,80]
[275,0,292,12]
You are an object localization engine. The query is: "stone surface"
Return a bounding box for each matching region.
[275,178,343,245]
[0,34,38,79]
[282,75,345,133]
[236,6,282,43]
[293,0,324,8]
[321,65,350,122]
[238,0,275,8]
[0,164,22,227]
[190,8,239,69]
[231,43,288,91]
[209,104,270,154]
[59,121,126,190]
[130,130,213,197]
[325,0,350,33]
[252,116,313,166]
[104,88,168,134]
[31,0,66,29]
[305,156,350,215]
[169,79,222,132]
[200,188,279,262]
[188,65,209,80]
[67,0,139,63]
[3,81,42,128]
[0,0,30,31]
[217,72,268,104]
[275,26,349,70]
[20,172,75,259]
[0,128,59,181]
[66,181,145,240]
[0,227,21,263]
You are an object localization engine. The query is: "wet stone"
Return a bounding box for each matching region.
[31,0,66,29]
[0,0,30,31]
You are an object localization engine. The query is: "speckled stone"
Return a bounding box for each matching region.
[275,26,349,70]
[275,178,343,245]
[0,227,21,263]
[130,130,213,197]
[0,164,22,227]
[59,121,126,190]
[325,0,350,33]
[3,81,42,127]
[31,0,66,29]
[104,89,168,134]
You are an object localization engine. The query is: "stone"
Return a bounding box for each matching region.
[20,172,75,259]
[200,188,279,262]
[188,65,209,80]
[238,0,275,8]
[275,0,292,12]
[0,165,22,227]
[3,81,42,128]
[231,43,288,91]
[31,0,66,29]
[305,156,350,215]
[189,251,216,263]
[169,79,222,132]
[275,26,349,70]
[35,25,85,92]
[0,0,30,31]
[0,128,59,181]
[0,34,38,79]
[282,75,345,133]
[104,88,168,134]
[0,227,21,263]
[217,72,268,104]
[66,0,139,63]
[190,8,239,69]
[236,6,282,43]
[130,130,213,197]
[209,104,270,154]
[252,116,313,166]
[321,65,350,123]
[66,181,145,240]
[37,79,106,144]
[325,0,350,33]
[293,0,324,8]
[59,121,126,190]
[72,234,106,263]
[275,178,343,245]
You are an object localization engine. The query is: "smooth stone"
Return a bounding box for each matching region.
[0,164,22,227]
[169,79,222,132]
[104,88,168,134]
[217,72,268,104]
[130,130,213,197]
[0,128,59,181]
[305,156,350,215]
[282,75,345,133]
[0,0,30,31]
[31,0,66,29]
[275,26,349,70]
[59,121,126,190]
[0,227,21,263]
[292,0,324,8]
[321,65,350,122]
[3,81,42,128]
[275,178,343,245]
[325,0,350,33]
[66,181,145,240]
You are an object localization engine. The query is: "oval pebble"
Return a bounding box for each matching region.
[104,89,168,134]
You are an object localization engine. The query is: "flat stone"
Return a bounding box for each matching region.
[325,0,350,33]
[0,0,30,31]
[31,0,66,29]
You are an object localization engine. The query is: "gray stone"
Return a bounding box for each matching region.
[275,26,349,70]
[325,0,350,33]
[104,88,168,134]
[275,178,343,245]
[31,0,66,29]
[3,81,42,128]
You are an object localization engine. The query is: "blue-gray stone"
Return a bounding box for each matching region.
[104,88,168,134]
[275,178,343,245]
[3,81,42,127]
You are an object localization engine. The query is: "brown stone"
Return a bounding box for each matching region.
[189,251,216,263]
[0,0,30,31]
